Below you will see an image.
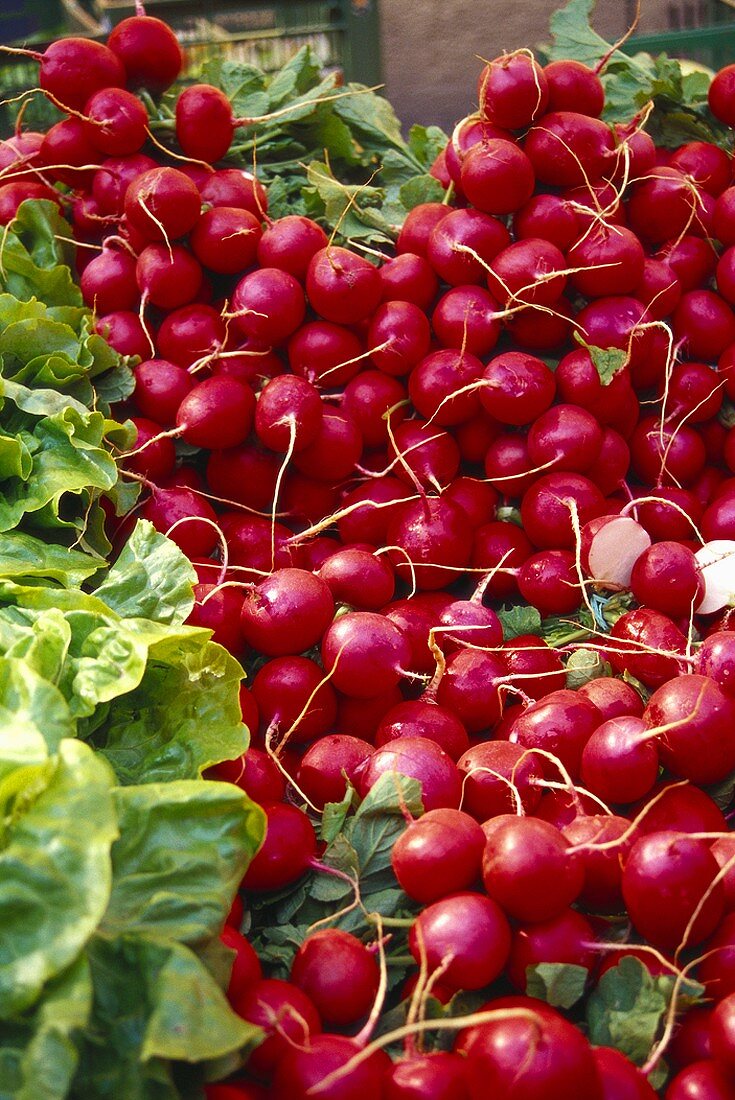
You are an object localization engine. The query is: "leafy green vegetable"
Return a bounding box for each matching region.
[496,604,543,640]
[526,963,589,1009]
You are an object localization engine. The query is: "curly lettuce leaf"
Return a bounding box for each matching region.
[93,521,196,627]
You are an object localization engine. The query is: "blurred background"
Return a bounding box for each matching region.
[2,0,735,131]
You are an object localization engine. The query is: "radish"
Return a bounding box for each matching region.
[336,477,412,546]
[580,716,659,805]
[384,1053,470,1100]
[592,1048,658,1099]
[519,472,605,550]
[357,736,462,811]
[513,192,579,251]
[426,207,510,286]
[630,542,704,618]
[509,689,602,778]
[457,740,544,819]
[487,237,567,307]
[368,300,432,375]
[255,374,323,453]
[622,830,725,949]
[694,540,735,614]
[627,167,706,245]
[608,608,688,688]
[240,569,334,657]
[291,929,379,1026]
[241,801,316,892]
[389,420,460,490]
[288,320,364,387]
[481,815,584,922]
[96,310,153,359]
[391,808,485,903]
[502,634,567,701]
[408,349,483,426]
[318,548,395,609]
[232,978,321,1076]
[378,252,439,310]
[81,247,138,314]
[107,14,184,91]
[124,166,202,242]
[517,549,582,616]
[643,673,735,786]
[673,290,735,361]
[257,215,328,279]
[696,631,735,695]
[39,118,100,187]
[175,84,235,163]
[190,207,262,274]
[306,246,382,324]
[12,37,126,112]
[175,375,255,449]
[141,485,219,558]
[479,350,555,425]
[544,59,604,117]
[342,371,408,448]
[578,677,645,721]
[210,745,285,804]
[661,234,718,292]
[124,417,175,481]
[409,891,511,991]
[157,304,226,367]
[666,1061,735,1099]
[471,521,533,600]
[82,87,148,156]
[632,780,727,838]
[251,656,337,746]
[386,496,472,590]
[136,243,202,309]
[207,445,280,512]
[507,907,596,991]
[443,476,498,528]
[133,359,193,425]
[293,411,362,482]
[92,152,157,215]
[321,611,410,698]
[478,52,549,130]
[567,224,645,298]
[231,267,306,345]
[459,138,535,215]
[431,285,501,356]
[396,201,452,256]
[562,815,633,912]
[219,924,262,1000]
[297,735,374,807]
[272,1034,391,1100]
[199,169,268,218]
[527,404,603,473]
[523,111,615,187]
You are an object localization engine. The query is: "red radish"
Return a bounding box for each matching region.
[527,404,603,473]
[507,907,596,990]
[82,87,148,156]
[630,415,707,488]
[336,687,403,742]
[635,487,704,543]
[232,978,321,1076]
[251,656,337,745]
[431,285,501,357]
[136,243,202,309]
[696,631,735,695]
[81,248,138,314]
[578,678,644,721]
[92,152,157,215]
[378,252,439,310]
[470,521,534,600]
[257,215,328,279]
[175,84,235,163]
[141,485,218,558]
[306,246,382,324]
[29,37,126,111]
[608,608,688,689]
[231,267,306,345]
[643,673,735,786]
[206,445,280,512]
[627,167,707,245]
[387,497,472,590]
[581,514,651,587]
[336,477,412,546]
[291,929,379,1026]
[0,181,60,225]
[107,14,183,91]
[382,600,445,676]
[502,634,567,701]
[210,745,285,804]
[124,167,201,242]
[457,996,602,1100]
[524,110,614,187]
[427,207,510,286]
[124,417,175,481]
[409,349,483,426]
[396,201,452,256]
[39,118,100,187]
[318,548,395,609]
[220,925,262,999]
[368,300,432,375]
[342,370,408,449]
[562,814,633,912]
[635,257,682,319]
[443,476,498,527]
[200,168,268,217]
[505,299,573,352]
[96,311,152,359]
[520,472,605,550]
[674,290,735,361]
[357,736,462,811]
[517,549,582,616]
[409,891,511,990]
[661,234,718,292]
[133,359,193,425]
[190,207,262,274]
[240,569,334,657]
[457,740,544,819]
[175,375,255,449]
[272,1034,390,1100]
[487,237,567,308]
[513,192,579,251]
[666,1061,735,1099]
[460,139,535,215]
[158,304,226,367]
[622,830,725,948]
[630,542,703,618]
[391,808,485,902]
[384,1053,470,1100]
[297,735,374,807]
[293,411,362,482]
[436,597,503,651]
[509,688,602,778]
[242,801,316,892]
[321,611,410,698]
[481,815,584,922]
[478,52,549,130]
[567,224,645,298]
[544,59,604,116]
[581,716,659,805]
[480,350,555,425]
[255,374,323,453]
[288,321,363,388]
[632,780,727,838]
[389,420,461,491]
[592,1048,658,1099]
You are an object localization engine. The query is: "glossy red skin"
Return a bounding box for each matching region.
[386,497,472,590]
[630,780,727,837]
[369,300,432,376]
[291,929,379,1026]
[251,656,337,746]
[256,215,328,280]
[141,486,218,559]
[699,913,735,1000]
[665,1060,735,1099]
[384,1051,470,1100]
[321,611,411,698]
[545,59,605,116]
[358,736,462,812]
[509,689,602,779]
[221,925,262,1000]
[697,632,735,697]
[124,166,201,242]
[191,207,262,274]
[41,37,125,111]
[622,830,725,949]
[580,716,658,806]
[232,268,306,346]
[458,740,544,819]
[392,808,485,903]
[397,202,453,257]
[470,522,534,600]
[232,978,321,1077]
[408,891,511,990]
[578,677,645,721]
[297,735,374,809]
[133,359,192,426]
[481,816,584,922]
[478,53,549,129]
[520,473,605,550]
[176,375,255,450]
[306,246,382,324]
[205,1083,268,1100]
[562,814,633,912]
[378,252,439,310]
[186,583,245,655]
[507,907,597,990]
[241,802,316,892]
[457,996,603,1100]
[409,349,484,425]
[460,139,535,215]
[200,169,268,218]
[592,1047,658,1099]
[524,110,614,188]
[376,701,469,761]
[669,1006,715,1070]
[107,15,183,92]
[502,633,567,701]
[240,569,335,658]
[335,686,403,741]
[643,674,735,786]
[608,609,688,689]
[427,208,510,286]
[480,350,556,425]
[432,286,501,357]
[208,746,285,803]
[436,649,506,734]
[272,1034,391,1100]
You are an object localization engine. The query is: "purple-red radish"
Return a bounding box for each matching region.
[487,237,567,307]
[107,15,184,91]
[368,300,432,375]
[141,485,219,558]
[507,907,596,990]
[241,801,316,892]
[256,215,328,279]
[409,891,511,991]
[480,350,556,425]
[342,370,408,449]
[92,152,157,215]
[435,649,505,734]
[608,608,688,688]
[240,568,334,657]
[561,815,633,912]
[81,248,138,314]
[378,252,439,310]
[175,375,255,449]
[255,374,323,453]
[544,58,604,116]
[82,87,148,156]
[426,207,510,286]
[232,978,321,1077]
[156,304,226,367]
[96,310,152,359]
[520,472,605,550]
[175,84,235,163]
[199,168,268,218]
[457,740,544,819]
[387,496,471,590]
[318,548,395,610]
[190,207,262,274]
[321,611,410,698]
[509,688,602,779]
[431,285,502,357]
[376,700,470,761]
[481,815,584,922]
[133,359,193,425]
[306,246,382,324]
[124,166,201,242]
[460,138,535,215]
[643,673,735,786]
[136,243,202,309]
[251,655,337,746]
[272,1034,390,1100]
[297,735,374,808]
[357,735,462,811]
[391,808,485,903]
[580,716,659,805]
[290,929,379,1026]
[231,267,306,345]
[478,52,549,129]
[502,634,567,701]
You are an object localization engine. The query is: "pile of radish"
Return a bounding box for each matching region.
[12,1,735,1095]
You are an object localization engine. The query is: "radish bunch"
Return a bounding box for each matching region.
[13,6,735,1097]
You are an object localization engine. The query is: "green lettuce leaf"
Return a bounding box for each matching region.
[0,741,118,1016]
[93,522,196,627]
[0,657,75,774]
[0,531,101,587]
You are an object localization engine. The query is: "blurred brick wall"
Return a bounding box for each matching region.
[378,0,677,132]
